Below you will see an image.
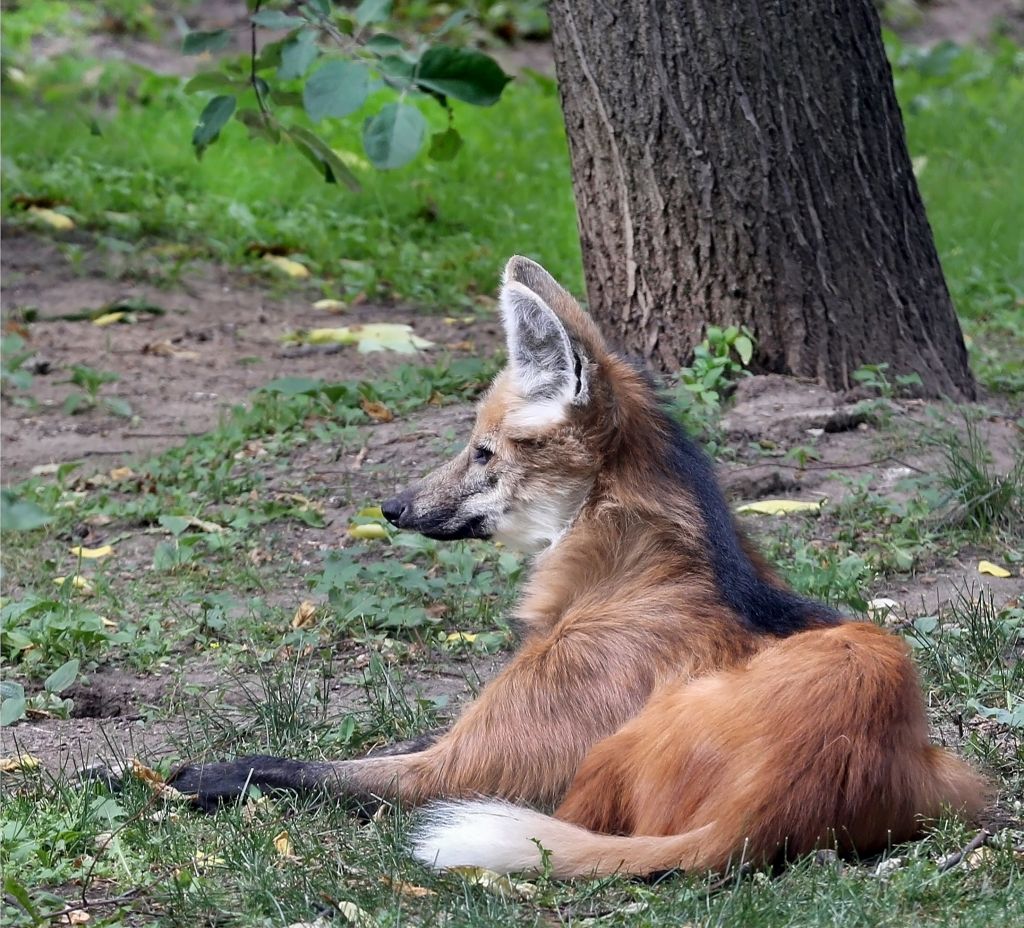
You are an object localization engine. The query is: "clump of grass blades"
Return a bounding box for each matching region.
[936,421,1023,536]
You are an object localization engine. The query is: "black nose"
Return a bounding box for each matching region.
[381,496,407,526]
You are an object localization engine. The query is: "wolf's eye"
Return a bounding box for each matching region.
[472,445,494,466]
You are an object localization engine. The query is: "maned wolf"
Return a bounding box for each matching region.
[170,257,986,878]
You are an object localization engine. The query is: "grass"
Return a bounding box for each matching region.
[2,7,1023,928]
[2,21,1023,390]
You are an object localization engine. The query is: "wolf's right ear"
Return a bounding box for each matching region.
[500,278,588,419]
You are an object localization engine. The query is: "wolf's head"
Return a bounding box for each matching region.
[381,256,621,552]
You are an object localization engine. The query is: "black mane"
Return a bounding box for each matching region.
[658,411,841,636]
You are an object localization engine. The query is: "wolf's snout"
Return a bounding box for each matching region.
[381,494,409,527]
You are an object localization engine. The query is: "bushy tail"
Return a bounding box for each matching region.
[412,625,988,880]
[411,800,728,879]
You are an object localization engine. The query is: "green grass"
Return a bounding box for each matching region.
[2,11,1023,928]
[3,28,1023,391]
[1,54,581,310]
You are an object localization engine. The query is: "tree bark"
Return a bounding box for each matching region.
[548,0,975,400]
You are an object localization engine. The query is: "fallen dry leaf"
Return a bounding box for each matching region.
[866,598,900,619]
[286,323,434,354]
[381,875,436,898]
[194,851,226,869]
[0,754,41,773]
[62,909,90,925]
[291,600,319,630]
[452,866,537,899]
[70,544,113,559]
[130,758,189,801]
[273,829,297,859]
[360,399,394,422]
[735,499,824,516]
[109,466,135,482]
[313,298,346,313]
[92,311,126,327]
[964,846,996,870]
[30,463,60,476]
[27,206,75,230]
[264,254,310,278]
[978,560,1012,578]
[348,523,388,540]
[53,575,94,595]
[336,901,377,928]
[143,340,200,360]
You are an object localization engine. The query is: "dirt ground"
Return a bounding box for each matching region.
[4,224,1022,774]
[0,229,501,478]
[4,0,1024,775]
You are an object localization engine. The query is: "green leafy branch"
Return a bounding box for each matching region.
[184,0,513,182]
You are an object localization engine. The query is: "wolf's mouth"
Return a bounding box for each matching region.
[416,515,491,542]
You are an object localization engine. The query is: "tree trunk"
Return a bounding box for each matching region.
[548,0,975,400]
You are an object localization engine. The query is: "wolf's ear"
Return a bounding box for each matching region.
[500,278,588,415]
[503,255,569,309]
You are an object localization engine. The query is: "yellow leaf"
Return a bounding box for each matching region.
[27,206,74,230]
[131,758,189,801]
[358,506,384,519]
[445,632,478,644]
[109,467,135,481]
[348,523,388,540]
[273,829,297,859]
[0,754,41,772]
[194,851,226,869]
[100,616,117,629]
[313,298,347,313]
[70,544,113,559]
[452,867,537,899]
[264,254,310,278]
[92,311,126,327]
[735,499,824,516]
[381,875,436,898]
[336,901,377,928]
[287,323,434,354]
[53,575,94,594]
[978,560,1011,578]
[360,398,394,422]
[131,757,166,787]
[291,600,319,629]
[64,909,91,925]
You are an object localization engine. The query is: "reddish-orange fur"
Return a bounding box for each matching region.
[181,257,987,877]
[553,623,985,874]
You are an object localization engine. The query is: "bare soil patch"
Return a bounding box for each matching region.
[3,230,1021,779]
[1,228,502,480]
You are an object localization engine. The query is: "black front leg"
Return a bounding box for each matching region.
[165,728,447,812]
[167,755,336,811]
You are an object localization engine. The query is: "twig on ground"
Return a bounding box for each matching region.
[937,827,992,872]
[43,888,144,923]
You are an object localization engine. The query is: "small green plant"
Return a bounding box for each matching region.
[935,420,1023,536]
[852,362,923,398]
[63,364,133,417]
[784,445,822,469]
[1,334,35,393]
[670,324,754,444]
[0,595,121,677]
